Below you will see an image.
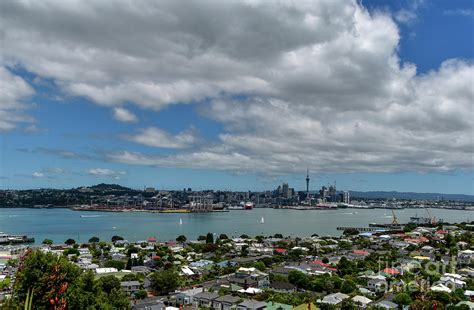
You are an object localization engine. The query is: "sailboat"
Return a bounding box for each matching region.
[260,217,264,224]
[179,218,183,225]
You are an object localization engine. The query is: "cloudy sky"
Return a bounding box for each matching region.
[0,0,473,194]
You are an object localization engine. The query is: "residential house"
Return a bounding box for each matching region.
[176,287,204,305]
[366,275,388,293]
[120,281,140,295]
[458,250,474,265]
[194,291,219,308]
[213,295,241,310]
[352,296,372,308]
[237,299,267,310]
[229,267,269,289]
[266,301,292,310]
[375,300,398,309]
[320,293,349,305]
[268,281,296,294]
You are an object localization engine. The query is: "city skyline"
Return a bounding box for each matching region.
[0,0,473,194]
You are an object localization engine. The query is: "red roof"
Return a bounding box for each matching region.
[151,255,161,260]
[312,260,331,267]
[353,250,369,255]
[436,230,448,235]
[382,268,400,275]
[147,237,157,242]
[275,248,287,253]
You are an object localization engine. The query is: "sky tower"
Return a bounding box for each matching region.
[306,169,310,200]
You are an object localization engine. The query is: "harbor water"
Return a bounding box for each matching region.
[0,207,471,244]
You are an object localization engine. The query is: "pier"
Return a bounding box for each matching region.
[336,226,379,232]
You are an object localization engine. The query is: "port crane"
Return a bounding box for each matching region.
[391,209,399,226]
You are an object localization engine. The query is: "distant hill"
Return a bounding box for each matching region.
[349,190,474,202]
[86,183,133,191]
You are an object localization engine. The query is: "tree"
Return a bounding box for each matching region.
[393,292,412,308]
[11,249,81,308]
[341,279,357,294]
[206,232,214,244]
[105,259,125,270]
[197,235,207,241]
[9,250,130,309]
[65,238,76,246]
[121,273,138,282]
[343,228,359,236]
[111,235,124,242]
[219,234,229,240]
[288,270,309,290]
[176,235,187,243]
[135,289,147,299]
[253,262,266,272]
[150,269,179,294]
[42,239,53,245]
[88,236,100,243]
[96,275,121,294]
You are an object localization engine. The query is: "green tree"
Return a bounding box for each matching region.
[206,232,214,244]
[219,234,229,240]
[121,273,139,282]
[42,239,53,245]
[11,249,81,308]
[112,235,124,242]
[65,238,76,246]
[176,235,187,243]
[105,259,125,270]
[96,275,121,294]
[88,236,100,243]
[135,289,147,299]
[340,279,357,294]
[253,261,266,272]
[393,292,412,308]
[150,269,179,294]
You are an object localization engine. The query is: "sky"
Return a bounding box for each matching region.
[0,0,473,194]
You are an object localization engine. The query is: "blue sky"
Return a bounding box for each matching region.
[0,0,473,194]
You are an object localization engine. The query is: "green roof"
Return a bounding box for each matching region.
[266,302,293,310]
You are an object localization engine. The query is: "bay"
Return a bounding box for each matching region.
[0,207,472,244]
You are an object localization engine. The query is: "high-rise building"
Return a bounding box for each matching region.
[342,191,350,204]
[282,183,289,198]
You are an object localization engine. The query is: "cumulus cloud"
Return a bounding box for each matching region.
[125,127,197,149]
[112,107,138,123]
[87,168,126,179]
[0,67,35,131]
[32,172,44,178]
[1,0,472,175]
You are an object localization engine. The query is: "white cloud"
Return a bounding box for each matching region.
[87,168,126,179]
[394,9,418,25]
[1,0,472,175]
[112,107,138,123]
[125,127,197,149]
[444,9,474,17]
[32,172,44,177]
[0,67,35,131]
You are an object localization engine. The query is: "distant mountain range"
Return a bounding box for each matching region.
[349,191,474,202]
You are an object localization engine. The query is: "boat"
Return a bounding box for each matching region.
[260,217,264,224]
[228,205,244,210]
[80,214,102,218]
[179,218,183,225]
[244,202,254,210]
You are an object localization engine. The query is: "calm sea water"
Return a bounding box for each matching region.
[0,208,472,244]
